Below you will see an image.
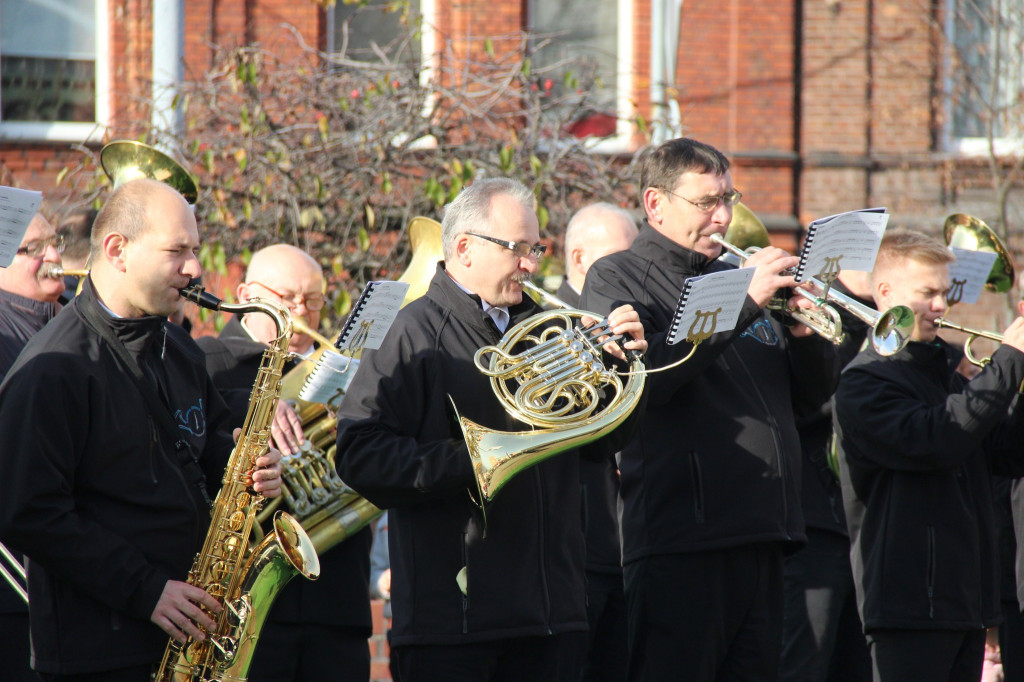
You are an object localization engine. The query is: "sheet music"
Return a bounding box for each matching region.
[667,267,755,345]
[0,186,44,268]
[798,208,889,282]
[298,354,361,406]
[335,280,410,352]
[947,247,998,305]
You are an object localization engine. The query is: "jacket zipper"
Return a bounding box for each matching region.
[460,531,470,634]
[734,345,790,538]
[926,525,936,618]
[535,466,552,633]
[688,451,705,524]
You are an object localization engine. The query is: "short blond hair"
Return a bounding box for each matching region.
[873,229,953,282]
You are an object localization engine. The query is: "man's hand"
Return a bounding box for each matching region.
[232,428,284,497]
[1001,317,1024,354]
[270,400,305,456]
[581,305,647,362]
[742,246,800,309]
[150,580,221,643]
[783,294,825,339]
[377,568,392,600]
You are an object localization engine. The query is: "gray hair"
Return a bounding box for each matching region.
[441,177,536,260]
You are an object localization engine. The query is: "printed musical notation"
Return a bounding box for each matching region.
[0,186,44,268]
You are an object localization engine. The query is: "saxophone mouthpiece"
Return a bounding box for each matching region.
[179,279,224,311]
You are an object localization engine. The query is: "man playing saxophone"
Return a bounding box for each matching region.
[198,244,373,682]
[0,178,284,682]
[336,177,646,682]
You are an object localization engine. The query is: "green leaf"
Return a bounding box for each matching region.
[484,38,494,57]
[536,205,549,231]
[334,288,352,318]
[357,227,370,252]
[529,154,542,176]
[382,172,393,194]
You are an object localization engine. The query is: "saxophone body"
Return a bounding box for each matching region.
[154,285,320,682]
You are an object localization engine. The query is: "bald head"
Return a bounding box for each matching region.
[238,244,325,354]
[564,203,638,291]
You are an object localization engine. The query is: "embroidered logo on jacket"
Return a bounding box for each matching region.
[740,318,779,346]
[175,399,206,437]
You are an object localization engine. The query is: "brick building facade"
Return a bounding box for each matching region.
[1,1,1020,324]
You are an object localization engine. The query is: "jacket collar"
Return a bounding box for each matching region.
[0,287,58,322]
[425,262,541,335]
[869,336,963,377]
[76,276,167,358]
[632,223,713,274]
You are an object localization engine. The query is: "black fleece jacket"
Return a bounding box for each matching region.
[336,264,589,646]
[580,225,839,563]
[833,339,1024,632]
[0,279,234,675]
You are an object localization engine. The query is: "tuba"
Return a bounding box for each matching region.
[153,284,320,682]
[455,283,646,504]
[258,216,445,553]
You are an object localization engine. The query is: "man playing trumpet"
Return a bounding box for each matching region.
[833,229,1024,682]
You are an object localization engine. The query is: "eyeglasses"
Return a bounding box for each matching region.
[662,188,743,213]
[466,232,547,259]
[16,235,65,258]
[248,280,326,312]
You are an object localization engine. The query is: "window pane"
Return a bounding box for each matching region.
[0,0,96,123]
[527,0,619,137]
[951,0,1024,139]
[331,0,421,65]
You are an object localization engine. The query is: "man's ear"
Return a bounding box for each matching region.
[570,246,586,279]
[453,233,473,266]
[1016,299,1024,317]
[642,187,663,226]
[103,233,129,273]
[236,281,251,304]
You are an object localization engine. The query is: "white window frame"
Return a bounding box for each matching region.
[944,0,1024,156]
[526,0,634,156]
[0,0,110,142]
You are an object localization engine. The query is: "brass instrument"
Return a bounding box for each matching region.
[39,263,89,280]
[154,284,320,682]
[936,213,1018,367]
[711,216,914,357]
[260,216,444,553]
[0,541,27,603]
[100,140,199,204]
[456,281,646,504]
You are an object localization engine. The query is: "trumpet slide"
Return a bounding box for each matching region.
[710,233,914,356]
[935,319,1004,367]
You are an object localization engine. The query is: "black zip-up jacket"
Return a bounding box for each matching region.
[0,288,59,614]
[0,279,234,675]
[580,225,839,563]
[336,264,589,646]
[833,339,1024,632]
[197,317,372,632]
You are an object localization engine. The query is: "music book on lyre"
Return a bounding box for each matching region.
[0,186,43,268]
[947,247,998,305]
[796,208,889,283]
[667,267,755,345]
[298,280,409,406]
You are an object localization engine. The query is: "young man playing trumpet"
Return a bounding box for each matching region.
[833,229,1024,682]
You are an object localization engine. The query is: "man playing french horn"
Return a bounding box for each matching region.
[0,179,284,681]
[336,177,646,682]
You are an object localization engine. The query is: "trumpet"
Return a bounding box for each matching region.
[0,541,27,604]
[39,263,89,280]
[710,233,914,356]
[935,319,1004,367]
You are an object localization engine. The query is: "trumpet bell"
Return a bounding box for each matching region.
[944,213,1015,294]
[872,304,915,356]
[100,140,198,204]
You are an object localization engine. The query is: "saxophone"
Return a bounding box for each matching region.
[154,284,320,682]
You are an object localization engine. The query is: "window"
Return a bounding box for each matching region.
[327,0,428,67]
[0,0,109,141]
[947,0,1024,154]
[526,0,633,153]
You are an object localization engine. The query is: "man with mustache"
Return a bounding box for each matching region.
[336,177,647,681]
